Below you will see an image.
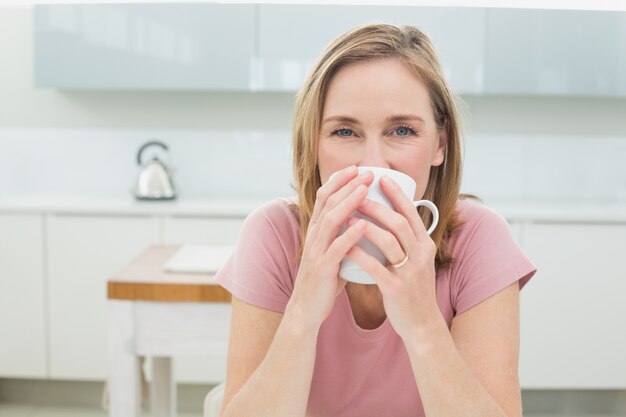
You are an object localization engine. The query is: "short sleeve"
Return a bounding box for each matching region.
[214,199,298,313]
[450,204,537,316]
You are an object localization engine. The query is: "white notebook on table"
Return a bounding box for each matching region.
[163,245,235,274]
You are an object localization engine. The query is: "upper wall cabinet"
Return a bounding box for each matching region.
[33,4,626,96]
[258,5,486,94]
[34,4,256,90]
[484,9,626,96]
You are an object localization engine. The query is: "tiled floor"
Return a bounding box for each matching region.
[0,404,622,417]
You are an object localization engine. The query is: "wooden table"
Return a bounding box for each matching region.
[107,245,231,417]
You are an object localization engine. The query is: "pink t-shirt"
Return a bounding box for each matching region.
[215,197,537,417]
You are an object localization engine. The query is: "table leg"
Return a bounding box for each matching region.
[151,356,176,417]
[108,300,142,417]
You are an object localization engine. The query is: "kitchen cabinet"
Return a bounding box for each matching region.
[485,9,626,96]
[33,3,485,93]
[33,4,626,96]
[41,210,245,382]
[258,5,486,94]
[162,216,243,245]
[519,223,626,388]
[34,4,256,90]
[3,200,625,389]
[0,214,47,378]
[46,214,159,379]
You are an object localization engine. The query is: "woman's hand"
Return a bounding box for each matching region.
[286,165,375,331]
[345,175,441,341]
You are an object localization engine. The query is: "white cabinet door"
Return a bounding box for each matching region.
[34,4,256,90]
[259,5,485,94]
[0,214,46,378]
[485,9,626,96]
[161,216,242,383]
[520,223,626,388]
[47,214,159,379]
[162,216,244,245]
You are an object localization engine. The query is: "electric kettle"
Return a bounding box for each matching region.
[133,140,176,200]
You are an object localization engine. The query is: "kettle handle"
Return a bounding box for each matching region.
[137,141,168,166]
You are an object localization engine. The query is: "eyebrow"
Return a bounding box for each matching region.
[321,114,425,125]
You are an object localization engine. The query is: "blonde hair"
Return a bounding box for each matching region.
[290,23,468,270]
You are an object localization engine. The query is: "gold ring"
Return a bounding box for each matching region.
[387,253,409,269]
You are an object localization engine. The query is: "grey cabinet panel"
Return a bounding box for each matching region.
[34,4,256,90]
[485,9,626,96]
[258,5,485,94]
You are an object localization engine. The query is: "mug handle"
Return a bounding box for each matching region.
[413,200,439,235]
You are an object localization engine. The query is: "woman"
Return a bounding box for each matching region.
[215,23,536,417]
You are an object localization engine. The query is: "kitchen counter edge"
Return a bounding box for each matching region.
[0,197,625,222]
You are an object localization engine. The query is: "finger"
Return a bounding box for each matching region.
[357,198,420,255]
[379,175,430,238]
[325,218,367,266]
[346,217,406,267]
[310,165,358,225]
[346,244,392,287]
[318,184,369,249]
[321,170,374,216]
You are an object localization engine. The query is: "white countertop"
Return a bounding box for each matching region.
[0,196,625,222]
[488,202,626,223]
[0,196,268,217]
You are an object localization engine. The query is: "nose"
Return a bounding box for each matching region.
[358,137,390,169]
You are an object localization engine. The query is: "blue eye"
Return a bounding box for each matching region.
[332,128,355,137]
[394,126,415,136]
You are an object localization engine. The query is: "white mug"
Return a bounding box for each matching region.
[334,166,439,285]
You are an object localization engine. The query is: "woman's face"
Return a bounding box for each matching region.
[317,58,447,200]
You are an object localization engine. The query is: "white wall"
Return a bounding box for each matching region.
[2,6,626,203]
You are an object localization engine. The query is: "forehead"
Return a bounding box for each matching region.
[322,58,433,120]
